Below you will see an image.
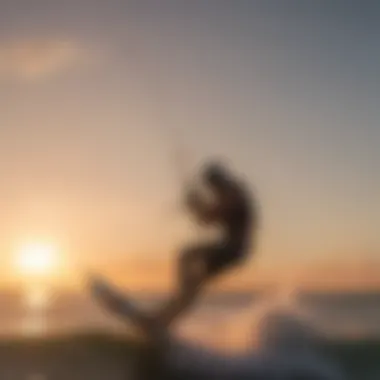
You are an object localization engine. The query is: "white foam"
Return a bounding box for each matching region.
[167,291,345,379]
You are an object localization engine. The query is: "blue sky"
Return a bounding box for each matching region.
[0,1,379,287]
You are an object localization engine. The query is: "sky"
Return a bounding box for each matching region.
[0,1,379,290]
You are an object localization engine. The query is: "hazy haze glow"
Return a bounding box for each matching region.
[0,1,379,289]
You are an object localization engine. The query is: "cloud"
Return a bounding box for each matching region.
[0,38,85,81]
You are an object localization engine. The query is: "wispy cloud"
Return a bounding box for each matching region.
[0,38,85,81]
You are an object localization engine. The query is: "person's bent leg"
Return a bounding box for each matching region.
[178,245,206,292]
[90,276,168,344]
[155,243,223,328]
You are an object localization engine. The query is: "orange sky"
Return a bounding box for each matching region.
[2,243,380,293]
[16,254,380,292]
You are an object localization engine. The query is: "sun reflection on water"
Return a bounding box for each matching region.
[25,286,49,310]
[21,286,50,336]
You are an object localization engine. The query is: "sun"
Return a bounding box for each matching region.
[15,242,59,277]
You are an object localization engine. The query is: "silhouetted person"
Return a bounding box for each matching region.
[153,159,259,327]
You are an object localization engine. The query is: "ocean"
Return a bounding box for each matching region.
[0,289,379,341]
[0,289,379,379]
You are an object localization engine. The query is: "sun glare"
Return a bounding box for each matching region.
[15,242,59,277]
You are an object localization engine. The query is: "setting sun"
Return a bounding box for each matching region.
[15,243,59,277]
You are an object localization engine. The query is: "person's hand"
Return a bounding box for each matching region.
[184,188,201,210]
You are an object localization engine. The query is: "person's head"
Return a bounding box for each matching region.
[201,161,230,191]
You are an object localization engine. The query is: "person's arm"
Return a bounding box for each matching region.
[185,189,207,219]
[186,185,240,224]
